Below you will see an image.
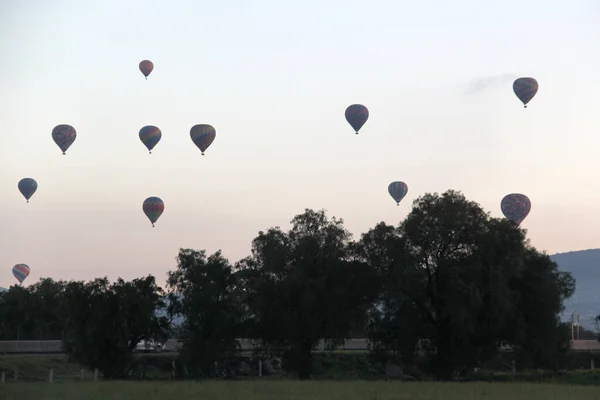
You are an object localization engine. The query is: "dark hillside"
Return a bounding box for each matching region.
[551,249,600,330]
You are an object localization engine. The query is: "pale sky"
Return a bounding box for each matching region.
[1,0,599,289]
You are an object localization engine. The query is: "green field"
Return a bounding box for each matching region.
[2,353,600,384]
[3,381,600,400]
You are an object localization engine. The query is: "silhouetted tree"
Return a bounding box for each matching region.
[237,209,379,380]
[166,249,244,378]
[358,190,575,379]
[61,276,168,379]
[509,250,575,370]
[0,285,37,340]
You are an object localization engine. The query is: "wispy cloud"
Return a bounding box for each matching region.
[465,74,517,95]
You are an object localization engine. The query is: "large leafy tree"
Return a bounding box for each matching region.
[61,276,168,379]
[28,278,67,340]
[508,250,575,370]
[0,279,68,340]
[166,249,244,378]
[238,209,378,379]
[359,190,575,379]
[0,285,37,340]
[352,222,420,369]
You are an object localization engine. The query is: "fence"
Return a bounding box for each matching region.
[1,339,599,354]
[0,338,371,354]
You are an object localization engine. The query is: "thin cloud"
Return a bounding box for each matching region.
[465,74,517,95]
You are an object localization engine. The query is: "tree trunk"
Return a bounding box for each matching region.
[287,339,313,380]
[297,341,313,380]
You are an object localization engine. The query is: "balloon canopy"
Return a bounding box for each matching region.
[143,197,164,227]
[513,77,538,108]
[190,124,216,155]
[139,125,162,154]
[139,60,154,79]
[52,124,77,155]
[388,181,408,206]
[345,104,369,134]
[18,178,38,203]
[12,264,30,284]
[501,193,531,225]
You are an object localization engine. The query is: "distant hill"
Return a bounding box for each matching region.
[0,287,7,293]
[551,249,600,330]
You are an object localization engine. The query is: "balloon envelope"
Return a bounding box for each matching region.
[52,124,77,155]
[143,197,164,227]
[139,60,154,79]
[513,77,538,108]
[190,124,216,155]
[18,178,38,203]
[388,181,408,205]
[501,193,531,225]
[345,104,369,134]
[12,264,30,284]
[139,126,162,153]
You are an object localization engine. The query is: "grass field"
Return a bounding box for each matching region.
[2,381,600,400]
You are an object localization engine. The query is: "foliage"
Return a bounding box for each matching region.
[166,249,244,378]
[236,209,379,379]
[0,190,577,381]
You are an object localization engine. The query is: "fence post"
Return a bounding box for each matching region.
[592,358,595,370]
[49,369,54,384]
[93,369,98,381]
[13,367,18,381]
[259,359,263,378]
[1,371,5,384]
[80,369,85,380]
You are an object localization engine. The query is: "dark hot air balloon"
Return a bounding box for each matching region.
[345,104,369,134]
[52,124,77,155]
[388,181,408,206]
[12,264,30,284]
[18,178,38,203]
[501,193,531,225]
[139,60,154,79]
[513,77,538,108]
[139,126,162,154]
[143,197,164,227]
[190,124,216,155]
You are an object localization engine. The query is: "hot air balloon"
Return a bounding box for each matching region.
[143,197,164,227]
[139,126,162,154]
[345,104,369,134]
[501,193,531,225]
[388,181,408,206]
[513,77,538,108]
[12,264,30,284]
[52,124,77,155]
[190,124,216,155]
[18,178,38,203]
[139,60,154,80]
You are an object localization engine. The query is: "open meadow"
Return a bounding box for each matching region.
[3,381,600,400]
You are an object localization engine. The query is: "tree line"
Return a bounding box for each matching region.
[0,190,577,380]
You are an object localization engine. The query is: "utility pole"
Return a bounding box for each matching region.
[571,312,580,341]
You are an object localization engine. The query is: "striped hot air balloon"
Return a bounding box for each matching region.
[143,197,164,227]
[388,181,408,206]
[139,125,162,154]
[12,264,30,284]
[190,124,216,155]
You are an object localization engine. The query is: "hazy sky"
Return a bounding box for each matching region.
[1,0,599,288]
